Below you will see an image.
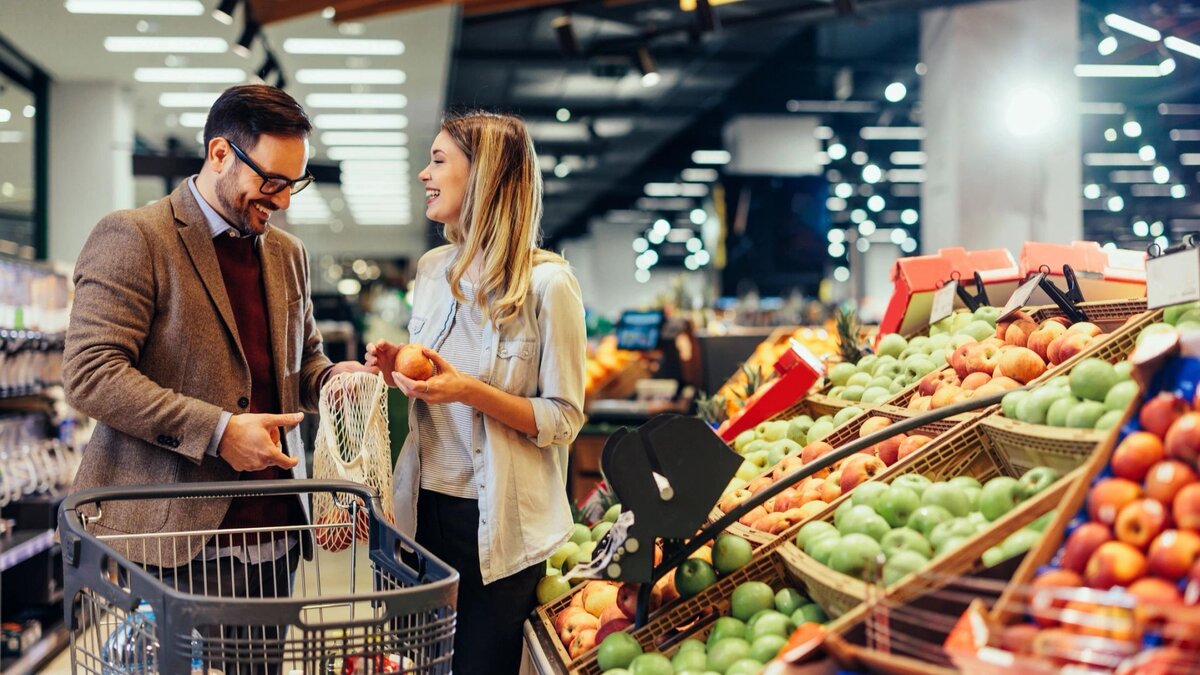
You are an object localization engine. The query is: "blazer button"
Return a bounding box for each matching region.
[238,397,250,409]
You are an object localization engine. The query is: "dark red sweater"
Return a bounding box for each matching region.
[212,233,303,533]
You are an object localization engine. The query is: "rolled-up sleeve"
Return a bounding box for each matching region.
[528,267,587,449]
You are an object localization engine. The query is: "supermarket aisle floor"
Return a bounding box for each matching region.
[38,545,361,673]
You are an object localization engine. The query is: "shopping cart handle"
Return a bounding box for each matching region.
[61,478,385,513]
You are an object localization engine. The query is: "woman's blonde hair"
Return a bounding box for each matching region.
[440,111,566,328]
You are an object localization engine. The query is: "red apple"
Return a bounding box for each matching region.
[1056,333,1096,364]
[919,369,961,397]
[1115,498,1169,550]
[717,488,753,513]
[874,434,907,466]
[1088,478,1143,526]
[819,478,842,502]
[615,583,640,620]
[973,382,1009,399]
[1046,335,1066,365]
[1084,541,1148,589]
[999,623,1041,655]
[568,627,597,658]
[931,385,966,409]
[1030,569,1085,627]
[746,475,775,495]
[897,435,933,461]
[1004,319,1039,347]
[859,416,893,438]
[738,505,769,527]
[964,343,1002,376]
[995,310,1033,340]
[1173,483,1200,531]
[1068,322,1104,337]
[1126,578,1182,622]
[839,454,887,493]
[802,441,834,464]
[1148,530,1200,581]
[909,395,932,411]
[997,346,1047,384]
[950,343,976,380]
[598,602,625,627]
[1111,432,1166,483]
[1145,460,1198,505]
[1028,322,1069,361]
[990,376,1023,390]
[1164,412,1200,465]
[960,371,992,391]
[1186,560,1200,605]
[557,607,598,644]
[1141,393,1190,439]
[1062,522,1114,574]
[594,619,633,646]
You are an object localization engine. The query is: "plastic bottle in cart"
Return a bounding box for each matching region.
[100,601,156,673]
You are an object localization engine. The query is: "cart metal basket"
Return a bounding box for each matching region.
[59,480,458,674]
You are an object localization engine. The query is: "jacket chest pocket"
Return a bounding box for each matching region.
[407,316,426,343]
[496,338,538,395]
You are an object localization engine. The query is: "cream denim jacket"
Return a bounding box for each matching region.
[392,245,587,584]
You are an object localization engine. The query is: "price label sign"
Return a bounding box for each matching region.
[998,272,1046,322]
[1147,247,1200,310]
[929,280,958,325]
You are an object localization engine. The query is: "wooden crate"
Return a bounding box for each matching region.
[778,410,1094,619]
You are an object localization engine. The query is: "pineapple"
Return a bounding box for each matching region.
[835,306,865,365]
[696,393,728,427]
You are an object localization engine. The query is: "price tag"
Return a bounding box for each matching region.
[929,280,958,325]
[1147,247,1200,310]
[998,273,1046,322]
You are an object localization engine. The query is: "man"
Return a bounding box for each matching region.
[64,85,370,671]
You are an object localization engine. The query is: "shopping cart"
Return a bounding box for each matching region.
[59,480,458,674]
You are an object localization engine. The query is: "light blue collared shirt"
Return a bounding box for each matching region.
[186,176,237,458]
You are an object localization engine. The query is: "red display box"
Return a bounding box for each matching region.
[1017,241,1146,305]
[717,341,823,442]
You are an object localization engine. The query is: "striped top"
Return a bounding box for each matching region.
[417,282,481,499]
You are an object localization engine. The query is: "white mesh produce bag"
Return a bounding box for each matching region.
[311,371,394,552]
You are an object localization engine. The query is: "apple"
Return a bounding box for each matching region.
[1173,483,1200,531]
[883,549,930,586]
[1140,392,1190,438]
[1056,333,1096,364]
[568,627,598,659]
[1004,319,1039,348]
[1067,400,1109,429]
[1069,358,1118,402]
[838,507,891,542]
[1115,499,1169,549]
[537,574,573,604]
[1112,432,1166,483]
[828,533,884,579]
[718,488,753,514]
[859,416,893,438]
[998,347,1047,384]
[961,371,992,391]
[893,473,932,496]
[932,384,969,409]
[1017,467,1059,500]
[1148,530,1200,581]
[1164,412,1200,465]
[1085,541,1148,590]
[1028,322,1068,361]
[1000,624,1041,655]
[906,504,954,537]
[594,618,633,647]
[550,542,581,570]
[805,532,842,565]
[1145,460,1198,505]
[1017,387,1071,424]
[1104,380,1140,413]
[1001,390,1029,418]
[615,584,640,620]
[897,435,933,462]
[1046,335,1066,365]
[929,518,979,551]
[921,482,972,517]
[919,369,961,397]
[874,435,907,466]
[1095,410,1125,431]
[1068,322,1103,337]
[877,333,908,358]
[1127,578,1182,622]
[950,343,975,380]
[961,319,996,342]
[819,479,842,503]
[949,475,981,491]
[964,343,1003,376]
[1029,569,1084,627]
[795,521,838,550]
[839,455,887,493]
[871,484,920,528]
[1044,396,1079,427]
[1062,522,1114,574]
[1087,477,1142,526]
[909,395,933,411]
[979,476,1022,521]
[557,607,599,644]
[801,441,833,464]
[851,481,890,510]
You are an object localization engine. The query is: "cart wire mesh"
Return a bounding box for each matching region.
[60,480,458,674]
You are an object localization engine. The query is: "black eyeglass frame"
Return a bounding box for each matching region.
[225,138,315,196]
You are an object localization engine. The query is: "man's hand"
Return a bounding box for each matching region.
[218,412,304,472]
[365,340,405,387]
[327,360,377,379]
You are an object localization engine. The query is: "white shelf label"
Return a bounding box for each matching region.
[999,273,1045,321]
[929,280,958,325]
[1147,247,1200,310]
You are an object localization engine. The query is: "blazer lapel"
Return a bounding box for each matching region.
[260,232,291,413]
[171,182,245,362]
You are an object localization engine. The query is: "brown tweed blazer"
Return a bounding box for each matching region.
[64,180,332,566]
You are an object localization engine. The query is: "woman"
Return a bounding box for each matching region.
[365,111,586,674]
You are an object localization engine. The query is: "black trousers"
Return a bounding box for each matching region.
[150,545,300,675]
[416,489,543,675]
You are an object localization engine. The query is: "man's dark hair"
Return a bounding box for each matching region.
[203,84,311,154]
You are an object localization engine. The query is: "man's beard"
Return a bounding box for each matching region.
[215,170,271,236]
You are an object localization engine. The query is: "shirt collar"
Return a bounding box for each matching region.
[187,175,241,239]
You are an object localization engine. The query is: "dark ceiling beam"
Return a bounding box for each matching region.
[454,48,918,73]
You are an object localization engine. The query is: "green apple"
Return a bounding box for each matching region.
[747,611,791,642]
[676,558,718,598]
[808,419,836,441]
[1016,387,1069,425]
[671,648,708,673]
[774,588,808,616]
[880,527,933,558]
[735,459,762,482]
[791,603,828,625]
[948,476,982,490]
[1045,396,1080,427]
[1113,360,1133,380]
[935,535,969,557]
[1017,467,1059,500]
[903,356,938,380]
[906,505,954,537]
[877,333,908,358]
[741,439,768,457]
[851,481,891,510]
[805,533,842,565]
[999,527,1042,559]
[750,634,788,664]
[928,334,952,351]
[892,473,933,496]
[856,355,879,373]
[592,521,613,542]
[604,504,622,524]
[876,485,922,528]
[864,387,893,404]
[828,386,846,399]
[766,439,802,467]
[567,541,597,569]
[743,450,770,469]
[847,371,873,388]
[979,476,1022,521]
[1095,410,1124,430]
[734,430,756,453]
[910,335,932,351]
[874,361,907,381]
[708,617,747,645]
[967,512,988,528]
[883,549,930,586]
[829,362,858,386]
[786,417,812,445]
[1028,510,1057,532]
[834,406,865,426]
[982,546,1006,567]
[597,631,643,671]
[1002,390,1030,419]
[677,638,706,654]
[549,542,579,569]
[1069,358,1118,403]
[726,658,767,675]
[731,581,776,622]
[828,533,884,579]
[536,574,572,603]
[834,500,856,528]
[930,349,948,368]
[929,518,979,551]
[1165,302,1200,325]
[713,534,754,575]
[888,379,906,394]
[867,375,893,390]
[795,521,839,550]
[959,320,996,342]
[974,306,1002,326]
[570,523,591,545]
[1104,380,1139,412]
[706,638,751,674]
[839,510,891,542]
[921,482,971,517]
[962,486,981,513]
[1066,401,1107,429]
[627,653,673,675]
[757,420,790,442]
[838,504,882,534]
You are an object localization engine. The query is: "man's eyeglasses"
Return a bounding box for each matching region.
[226,139,314,196]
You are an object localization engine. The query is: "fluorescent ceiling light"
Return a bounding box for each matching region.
[1109,170,1154,183]
[1074,64,1162,77]
[886,169,927,183]
[65,0,203,15]
[691,150,731,165]
[644,183,708,197]
[860,126,926,140]
[0,131,24,143]
[135,67,245,83]
[1078,102,1126,115]
[1131,184,1175,197]
[1170,129,1200,141]
[178,112,207,128]
[313,114,408,130]
[681,168,719,182]
[1103,14,1162,42]
[326,147,410,161]
[296,69,405,85]
[890,151,926,165]
[339,160,411,172]
[306,93,408,109]
[786,100,879,113]
[1084,153,1151,166]
[814,126,834,140]
[321,131,407,146]
[159,92,222,108]
[1161,104,1200,115]
[1181,153,1200,165]
[283,38,404,55]
[104,36,227,53]
[1165,36,1200,60]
